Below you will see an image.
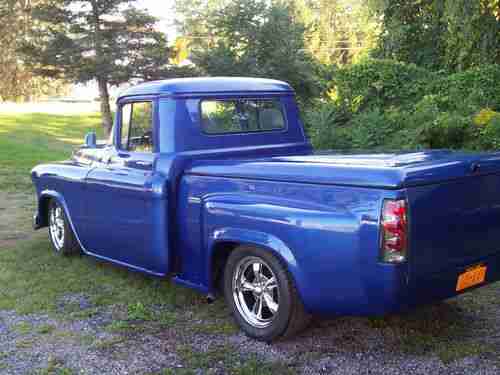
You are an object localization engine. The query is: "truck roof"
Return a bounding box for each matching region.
[118,77,294,98]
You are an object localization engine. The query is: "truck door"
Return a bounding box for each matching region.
[83,99,169,275]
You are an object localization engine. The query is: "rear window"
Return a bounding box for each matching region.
[200,99,286,134]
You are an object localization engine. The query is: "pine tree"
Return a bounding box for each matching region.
[0,0,68,101]
[20,0,174,134]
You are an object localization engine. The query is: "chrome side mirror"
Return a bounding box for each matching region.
[84,131,97,148]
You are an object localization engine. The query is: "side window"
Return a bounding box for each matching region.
[120,101,154,152]
[200,99,286,134]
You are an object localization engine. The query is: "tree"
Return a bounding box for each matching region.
[180,0,327,103]
[20,0,175,134]
[290,0,379,66]
[369,0,500,71]
[444,0,500,71]
[0,0,68,101]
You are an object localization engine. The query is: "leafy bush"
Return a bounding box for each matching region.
[307,59,500,152]
[474,112,500,150]
[302,101,351,149]
[332,59,432,114]
[348,109,398,149]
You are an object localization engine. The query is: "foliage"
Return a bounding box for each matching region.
[18,0,185,133]
[179,0,328,104]
[370,0,500,72]
[290,0,380,65]
[0,0,69,101]
[177,0,380,68]
[331,58,431,113]
[302,100,350,149]
[475,113,500,150]
[307,59,500,152]
[443,0,500,71]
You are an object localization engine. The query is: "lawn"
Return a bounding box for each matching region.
[0,112,102,191]
[0,109,499,374]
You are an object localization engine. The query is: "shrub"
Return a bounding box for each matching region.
[348,108,397,150]
[474,112,500,150]
[430,65,500,112]
[306,60,500,152]
[302,101,352,149]
[332,58,432,114]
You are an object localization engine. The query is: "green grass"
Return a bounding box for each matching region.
[13,321,33,334]
[0,237,203,316]
[175,344,295,375]
[36,324,56,335]
[0,112,102,191]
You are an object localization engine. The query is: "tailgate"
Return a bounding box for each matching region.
[407,173,500,276]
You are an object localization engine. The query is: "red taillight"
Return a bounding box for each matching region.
[380,199,407,263]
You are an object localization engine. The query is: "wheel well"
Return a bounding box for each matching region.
[38,196,53,227]
[211,241,240,292]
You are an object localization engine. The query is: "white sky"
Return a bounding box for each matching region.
[137,0,177,40]
[72,0,178,99]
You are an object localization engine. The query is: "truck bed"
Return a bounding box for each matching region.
[187,150,500,189]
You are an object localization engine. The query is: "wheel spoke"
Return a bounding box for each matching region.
[240,281,256,292]
[265,276,277,290]
[262,292,278,314]
[252,262,262,283]
[252,295,263,319]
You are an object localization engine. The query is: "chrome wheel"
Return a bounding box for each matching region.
[232,256,279,329]
[49,205,65,251]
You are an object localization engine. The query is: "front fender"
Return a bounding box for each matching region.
[36,190,67,228]
[36,190,87,254]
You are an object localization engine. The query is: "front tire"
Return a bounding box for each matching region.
[223,245,310,341]
[48,199,81,256]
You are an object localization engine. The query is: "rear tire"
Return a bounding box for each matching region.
[223,245,310,341]
[48,199,81,256]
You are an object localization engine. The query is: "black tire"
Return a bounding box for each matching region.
[47,199,81,256]
[223,245,311,341]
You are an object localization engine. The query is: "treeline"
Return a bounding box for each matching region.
[5,0,500,150]
[176,0,500,150]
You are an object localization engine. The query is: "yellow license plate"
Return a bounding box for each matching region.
[456,265,487,291]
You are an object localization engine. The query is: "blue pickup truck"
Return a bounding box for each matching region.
[32,77,500,341]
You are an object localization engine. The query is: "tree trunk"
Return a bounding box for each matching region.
[97,77,113,136]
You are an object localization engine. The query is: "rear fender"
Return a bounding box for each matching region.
[206,228,303,294]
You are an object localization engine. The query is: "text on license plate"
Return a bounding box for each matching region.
[456,265,487,292]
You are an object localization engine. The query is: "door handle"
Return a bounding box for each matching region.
[135,160,152,167]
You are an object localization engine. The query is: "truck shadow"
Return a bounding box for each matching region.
[277,298,491,359]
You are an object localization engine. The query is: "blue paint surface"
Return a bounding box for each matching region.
[31,77,500,316]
